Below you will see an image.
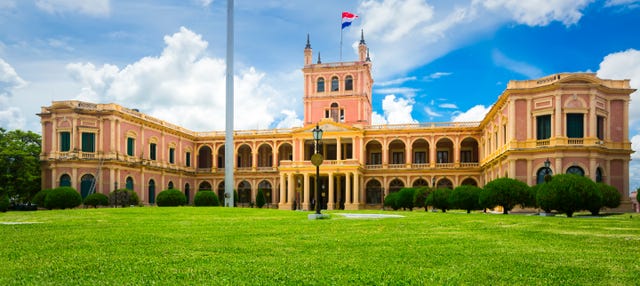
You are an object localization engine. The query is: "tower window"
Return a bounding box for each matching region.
[331,76,339,91]
[60,132,71,152]
[317,78,325,92]
[345,76,353,91]
[597,116,605,140]
[536,115,551,140]
[330,102,339,122]
[567,113,584,138]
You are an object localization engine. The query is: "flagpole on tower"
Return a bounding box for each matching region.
[340,11,358,63]
[340,22,343,62]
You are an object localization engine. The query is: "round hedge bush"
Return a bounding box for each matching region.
[194,191,219,206]
[32,189,53,208]
[449,185,482,213]
[44,187,82,210]
[84,193,109,208]
[0,195,9,212]
[156,189,186,207]
[383,192,400,210]
[597,183,621,210]
[109,189,140,207]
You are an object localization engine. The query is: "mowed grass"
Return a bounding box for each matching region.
[1,208,639,285]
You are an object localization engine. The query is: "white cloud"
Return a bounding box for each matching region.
[380,94,418,124]
[67,27,298,131]
[197,0,214,7]
[36,0,110,17]
[439,103,458,109]
[371,111,387,125]
[375,76,416,87]
[0,58,27,129]
[631,135,640,160]
[605,0,640,7]
[596,49,640,128]
[425,72,452,80]
[376,87,419,98]
[451,104,492,122]
[478,0,593,26]
[423,106,442,117]
[492,49,543,78]
[275,110,303,129]
[0,0,15,9]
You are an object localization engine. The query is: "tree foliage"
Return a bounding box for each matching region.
[256,189,266,208]
[156,189,186,207]
[83,193,109,208]
[480,177,530,214]
[597,183,621,210]
[194,191,219,206]
[449,185,482,213]
[109,189,140,207]
[536,174,599,217]
[383,192,400,210]
[0,128,41,203]
[0,195,9,212]
[32,189,53,208]
[412,187,431,211]
[44,187,82,210]
[397,188,417,211]
[426,188,452,213]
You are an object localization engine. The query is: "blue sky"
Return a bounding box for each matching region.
[0,0,639,191]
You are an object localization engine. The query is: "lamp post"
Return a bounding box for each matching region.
[311,124,324,215]
[544,158,552,182]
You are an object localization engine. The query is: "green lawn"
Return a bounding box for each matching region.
[1,208,639,285]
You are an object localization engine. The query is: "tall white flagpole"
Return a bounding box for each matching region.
[224,0,235,207]
[340,23,343,62]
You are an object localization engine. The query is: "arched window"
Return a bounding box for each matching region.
[317,78,325,92]
[566,166,585,176]
[345,75,353,91]
[330,102,339,122]
[238,180,251,204]
[460,178,478,186]
[331,76,339,91]
[436,178,453,189]
[184,183,190,205]
[536,167,553,184]
[168,181,174,189]
[389,179,404,193]
[59,174,71,187]
[365,180,382,204]
[596,167,603,183]
[199,181,212,191]
[80,174,95,199]
[148,179,156,204]
[126,176,134,190]
[413,178,429,187]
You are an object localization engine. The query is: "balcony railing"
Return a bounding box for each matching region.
[412,163,429,169]
[536,139,550,146]
[460,162,479,168]
[388,163,405,169]
[435,163,455,168]
[568,139,584,145]
[366,164,382,169]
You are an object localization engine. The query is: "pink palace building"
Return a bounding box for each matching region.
[38,34,636,211]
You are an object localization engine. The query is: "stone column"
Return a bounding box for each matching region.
[328,172,335,210]
[345,172,352,208]
[353,172,360,206]
[278,172,286,208]
[303,173,310,211]
[336,137,342,161]
[287,173,295,208]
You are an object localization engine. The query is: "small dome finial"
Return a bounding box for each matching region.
[366,48,371,62]
[305,33,311,49]
[317,52,322,64]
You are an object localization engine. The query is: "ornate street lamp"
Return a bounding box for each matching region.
[311,124,324,215]
[544,158,552,182]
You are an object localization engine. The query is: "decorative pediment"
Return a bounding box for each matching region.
[293,119,364,134]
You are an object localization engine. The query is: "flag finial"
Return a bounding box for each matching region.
[305,33,311,49]
[360,29,366,45]
[317,52,322,64]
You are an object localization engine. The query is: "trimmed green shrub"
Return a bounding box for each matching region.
[256,189,266,208]
[32,189,53,208]
[194,191,219,206]
[383,192,400,210]
[397,188,417,211]
[537,174,598,217]
[156,189,186,207]
[449,185,482,213]
[0,195,9,212]
[83,193,109,208]
[426,188,452,213]
[413,187,431,211]
[597,183,621,210]
[44,187,82,210]
[109,189,140,207]
[480,177,530,214]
